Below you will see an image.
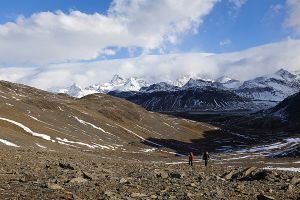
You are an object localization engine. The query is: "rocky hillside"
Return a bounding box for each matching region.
[0,80,299,199]
[0,148,299,200]
[0,80,213,154]
[110,87,259,112]
[268,91,300,126]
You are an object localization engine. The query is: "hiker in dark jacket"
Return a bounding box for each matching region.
[202,152,210,167]
[188,152,195,166]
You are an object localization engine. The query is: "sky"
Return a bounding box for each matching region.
[0,0,300,89]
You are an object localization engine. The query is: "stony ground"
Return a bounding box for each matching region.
[0,148,299,200]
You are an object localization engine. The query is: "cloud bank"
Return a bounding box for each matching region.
[0,0,217,64]
[1,39,299,90]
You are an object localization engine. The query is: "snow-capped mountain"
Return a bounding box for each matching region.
[87,75,149,93]
[170,74,213,87]
[53,75,149,98]
[236,69,300,102]
[51,84,96,98]
[216,76,242,89]
[139,82,179,93]
[50,69,300,112]
[110,87,259,112]
[183,78,224,89]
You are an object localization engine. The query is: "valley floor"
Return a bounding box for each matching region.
[0,147,299,200]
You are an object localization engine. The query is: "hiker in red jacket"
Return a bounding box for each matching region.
[188,152,195,166]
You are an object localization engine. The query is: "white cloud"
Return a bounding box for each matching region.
[3,39,299,90]
[219,38,231,47]
[0,0,217,65]
[270,4,283,13]
[285,0,300,36]
[228,0,247,9]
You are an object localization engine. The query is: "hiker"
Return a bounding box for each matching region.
[188,152,195,166]
[202,151,210,167]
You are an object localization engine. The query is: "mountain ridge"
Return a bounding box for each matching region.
[50,68,300,111]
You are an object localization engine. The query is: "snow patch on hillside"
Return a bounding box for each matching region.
[0,117,52,141]
[0,138,19,147]
[74,116,113,136]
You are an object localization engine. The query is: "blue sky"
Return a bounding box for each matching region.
[0,0,299,89]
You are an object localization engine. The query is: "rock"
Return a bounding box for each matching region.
[47,183,63,190]
[257,193,275,200]
[186,192,194,198]
[70,177,88,184]
[119,178,129,184]
[287,184,295,193]
[64,191,74,200]
[291,176,300,185]
[19,177,26,182]
[236,183,245,192]
[252,170,270,181]
[150,194,158,199]
[190,183,197,187]
[104,191,114,197]
[243,166,258,177]
[59,162,75,170]
[170,172,185,179]
[81,171,93,180]
[154,169,168,179]
[131,193,147,198]
[224,170,235,180]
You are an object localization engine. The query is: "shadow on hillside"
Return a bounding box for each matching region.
[142,129,231,156]
[142,128,300,158]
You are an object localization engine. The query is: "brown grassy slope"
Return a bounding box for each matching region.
[0,80,217,155]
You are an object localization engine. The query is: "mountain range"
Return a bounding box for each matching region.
[52,69,300,112]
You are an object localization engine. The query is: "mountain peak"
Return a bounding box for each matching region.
[110,74,125,84]
[215,76,232,84]
[275,68,296,80]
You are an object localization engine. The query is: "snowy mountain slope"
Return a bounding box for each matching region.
[50,69,300,112]
[110,87,259,112]
[236,69,300,102]
[183,79,224,89]
[139,82,180,93]
[268,91,300,124]
[216,76,242,89]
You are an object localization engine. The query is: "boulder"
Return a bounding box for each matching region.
[47,183,63,190]
[59,162,75,170]
[81,171,94,180]
[224,170,235,180]
[154,169,168,179]
[243,167,258,177]
[131,193,147,198]
[257,193,275,200]
[170,172,185,179]
[119,178,129,184]
[69,177,88,184]
[291,177,300,185]
[64,191,74,200]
